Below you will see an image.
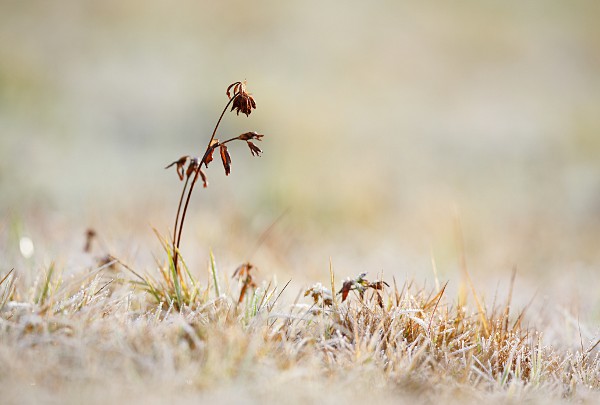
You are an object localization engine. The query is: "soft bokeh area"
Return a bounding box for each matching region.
[2,1,599,321]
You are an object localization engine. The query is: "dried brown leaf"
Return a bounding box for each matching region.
[199,168,208,188]
[338,280,354,302]
[219,144,231,175]
[204,140,219,168]
[226,82,242,100]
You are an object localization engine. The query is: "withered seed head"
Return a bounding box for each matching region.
[227,81,256,117]
[231,93,256,117]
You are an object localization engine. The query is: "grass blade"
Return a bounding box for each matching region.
[210,249,220,298]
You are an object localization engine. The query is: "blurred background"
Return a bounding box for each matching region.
[1,1,599,324]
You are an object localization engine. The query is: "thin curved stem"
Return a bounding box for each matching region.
[173,176,190,247]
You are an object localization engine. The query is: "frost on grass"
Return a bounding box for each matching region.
[1,265,599,404]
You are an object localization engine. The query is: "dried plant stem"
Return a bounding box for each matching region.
[172,88,240,275]
[173,176,191,249]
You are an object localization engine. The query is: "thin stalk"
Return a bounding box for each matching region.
[173,176,190,250]
[172,88,241,275]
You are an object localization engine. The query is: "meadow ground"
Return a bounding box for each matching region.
[1,220,600,405]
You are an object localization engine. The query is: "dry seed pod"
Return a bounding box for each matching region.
[219,144,231,175]
[239,131,264,141]
[247,141,262,157]
[165,155,189,180]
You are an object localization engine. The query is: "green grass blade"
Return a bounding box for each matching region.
[209,249,220,298]
[169,249,183,309]
[36,263,55,305]
[0,269,15,311]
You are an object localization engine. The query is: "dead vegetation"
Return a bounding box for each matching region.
[165,80,263,289]
[1,261,599,403]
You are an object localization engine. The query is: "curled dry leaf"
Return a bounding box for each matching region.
[165,155,189,181]
[339,280,354,302]
[247,141,262,157]
[199,168,208,188]
[219,144,231,175]
[226,81,243,100]
[204,139,219,168]
[184,157,208,188]
[185,157,200,178]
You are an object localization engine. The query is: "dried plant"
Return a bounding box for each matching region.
[304,282,333,307]
[337,272,389,306]
[232,262,258,304]
[165,81,265,301]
